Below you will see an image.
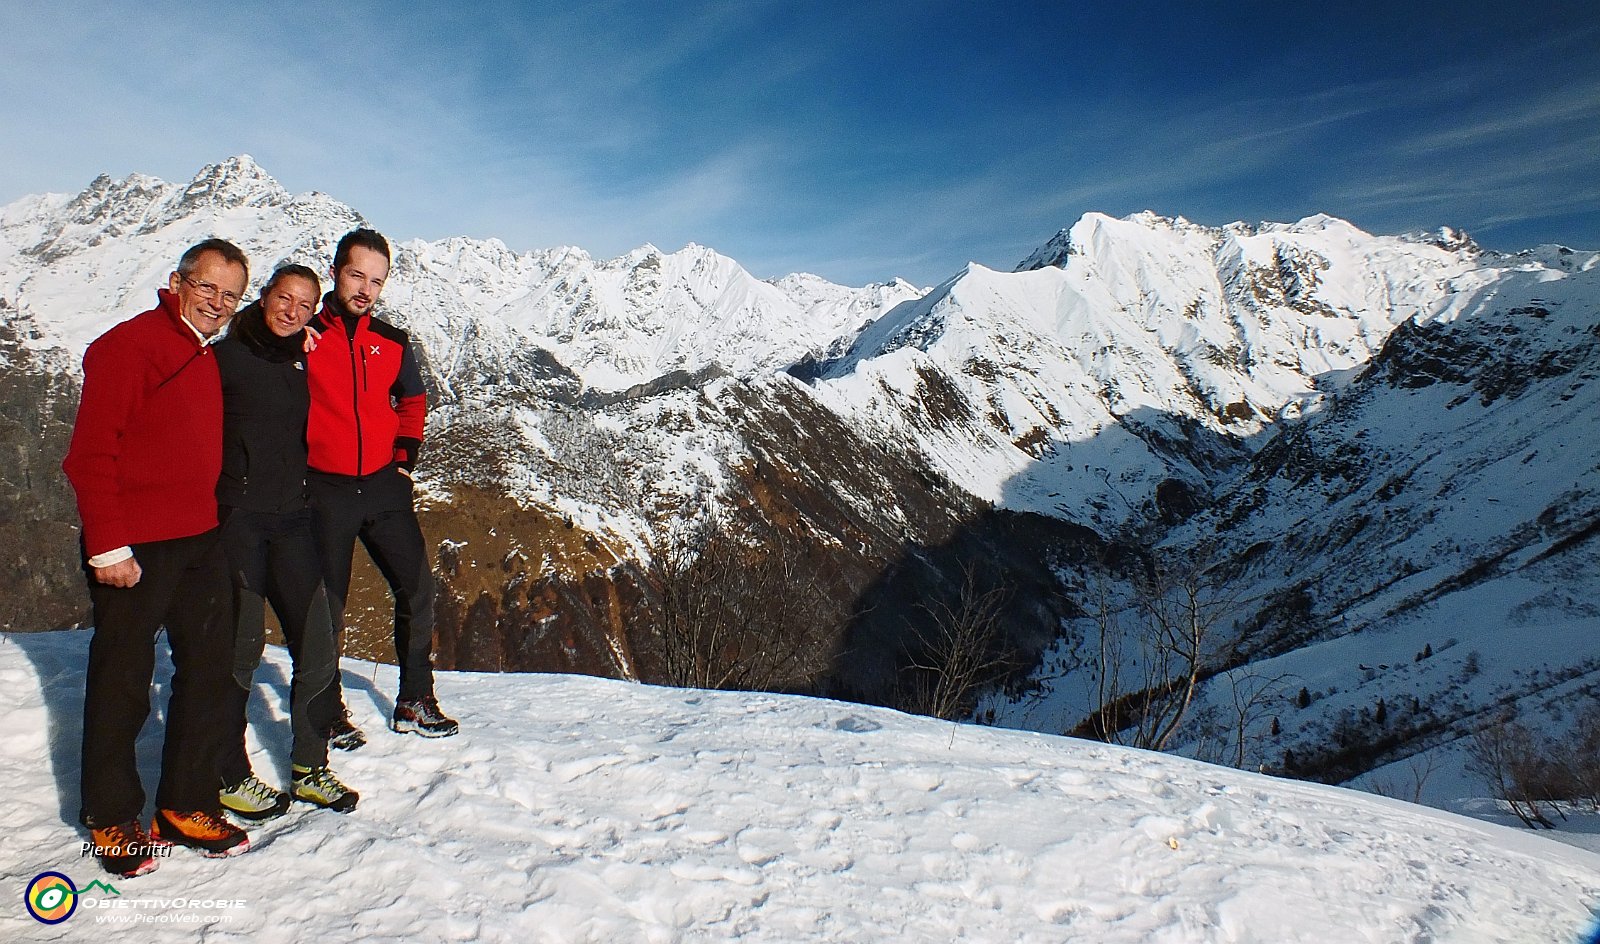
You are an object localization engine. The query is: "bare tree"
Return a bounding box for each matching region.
[1558,696,1600,812]
[1465,715,1557,829]
[897,562,1013,721]
[647,511,846,693]
[1367,752,1441,805]
[1222,668,1298,770]
[1083,547,1249,752]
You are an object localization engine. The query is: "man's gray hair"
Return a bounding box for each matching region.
[176,238,249,281]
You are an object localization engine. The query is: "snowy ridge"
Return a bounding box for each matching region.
[804,210,1518,529]
[3,630,1596,943]
[2,159,1581,541]
[0,156,362,357]
[386,238,921,395]
[0,159,920,394]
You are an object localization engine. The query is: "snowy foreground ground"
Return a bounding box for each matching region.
[3,630,1597,943]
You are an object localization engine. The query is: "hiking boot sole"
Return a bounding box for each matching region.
[100,854,159,878]
[151,815,250,858]
[293,790,359,814]
[157,834,250,858]
[390,719,459,737]
[219,798,290,822]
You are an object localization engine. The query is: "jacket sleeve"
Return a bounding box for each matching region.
[392,340,427,470]
[62,337,144,557]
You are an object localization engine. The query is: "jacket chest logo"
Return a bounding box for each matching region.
[369,345,382,356]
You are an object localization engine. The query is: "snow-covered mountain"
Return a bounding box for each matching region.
[983,234,1600,786]
[0,157,933,564]
[3,630,1596,943]
[0,156,984,694]
[4,156,1599,816]
[0,155,920,393]
[0,158,361,357]
[807,211,1521,529]
[4,158,1577,541]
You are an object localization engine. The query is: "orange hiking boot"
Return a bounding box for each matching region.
[152,808,249,857]
[87,820,162,877]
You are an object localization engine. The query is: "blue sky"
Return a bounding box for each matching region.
[3,1,1597,285]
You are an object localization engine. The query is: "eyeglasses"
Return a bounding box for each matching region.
[179,275,243,309]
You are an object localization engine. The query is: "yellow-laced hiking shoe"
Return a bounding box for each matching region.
[291,765,359,813]
[219,774,290,822]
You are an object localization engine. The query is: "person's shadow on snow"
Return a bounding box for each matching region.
[8,630,390,828]
[10,628,97,828]
[241,660,393,778]
[337,663,393,732]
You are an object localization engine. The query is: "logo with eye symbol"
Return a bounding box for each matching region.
[25,872,78,924]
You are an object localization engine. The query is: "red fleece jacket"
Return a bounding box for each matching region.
[63,290,223,557]
[305,298,428,477]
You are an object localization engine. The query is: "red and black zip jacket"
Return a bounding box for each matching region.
[63,289,224,557]
[305,294,427,478]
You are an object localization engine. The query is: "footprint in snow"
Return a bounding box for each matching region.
[827,715,883,734]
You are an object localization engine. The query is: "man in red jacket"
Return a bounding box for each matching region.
[63,239,253,877]
[306,228,457,745]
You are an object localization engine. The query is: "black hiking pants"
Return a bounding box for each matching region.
[218,506,339,779]
[80,529,232,827]
[308,465,436,704]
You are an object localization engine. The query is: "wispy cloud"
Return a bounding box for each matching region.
[2,1,1596,284]
[1395,86,1600,156]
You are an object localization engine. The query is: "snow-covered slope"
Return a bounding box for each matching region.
[3,630,1596,943]
[805,212,1524,531]
[985,239,1600,788]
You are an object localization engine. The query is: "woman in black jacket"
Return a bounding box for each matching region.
[214,264,357,816]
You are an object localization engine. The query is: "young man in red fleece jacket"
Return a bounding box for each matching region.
[306,228,457,745]
[62,239,253,877]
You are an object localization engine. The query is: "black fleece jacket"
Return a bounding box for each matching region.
[214,302,312,513]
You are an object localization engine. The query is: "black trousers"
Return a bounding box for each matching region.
[308,465,436,702]
[218,506,339,779]
[80,529,233,827]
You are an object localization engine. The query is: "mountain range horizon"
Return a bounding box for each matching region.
[13,154,1593,303]
[3,156,1598,841]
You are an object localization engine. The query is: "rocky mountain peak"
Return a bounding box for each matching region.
[177,154,289,211]
[1014,227,1074,272]
[1394,225,1480,255]
[616,243,664,270]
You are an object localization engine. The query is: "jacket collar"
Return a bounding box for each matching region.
[316,291,368,334]
[230,300,306,362]
[157,288,223,348]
